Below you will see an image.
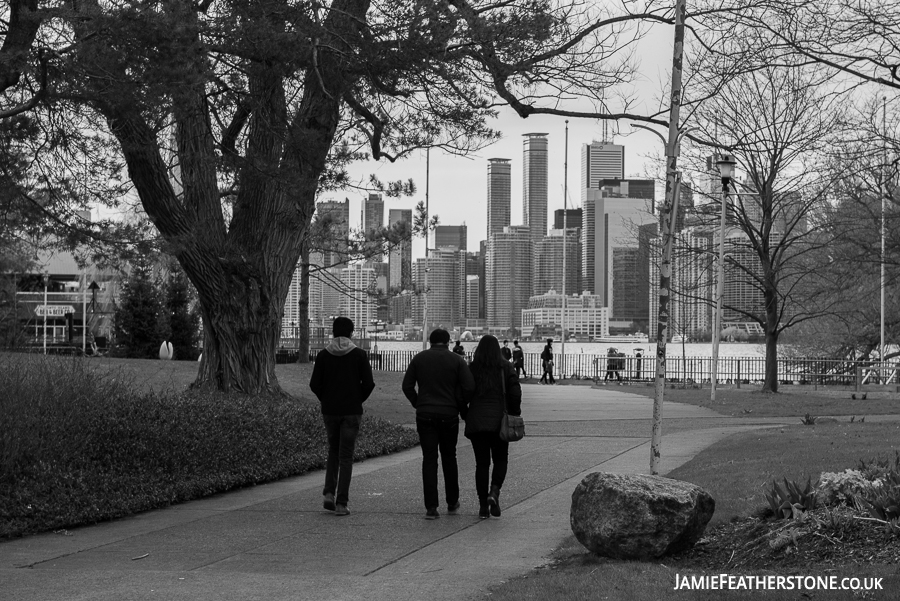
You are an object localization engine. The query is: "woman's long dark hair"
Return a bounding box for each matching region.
[470,335,508,393]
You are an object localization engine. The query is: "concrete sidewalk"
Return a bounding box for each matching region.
[1,385,789,601]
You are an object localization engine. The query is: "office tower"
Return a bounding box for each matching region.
[387,208,412,290]
[487,158,511,238]
[533,229,581,296]
[339,263,377,331]
[466,275,480,320]
[522,133,549,242]
[435,224,467,252]
[486,225,532,330]
[581,140,624,190]
[582,179,656,303]
[315,198,350,268]
[478,241,487,319]
[412,248,463,328]
[554,208,583,232]
[362,193,385,261]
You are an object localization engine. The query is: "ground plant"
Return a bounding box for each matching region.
[0,354,418,539]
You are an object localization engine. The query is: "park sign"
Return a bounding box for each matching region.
[34,305,76,317]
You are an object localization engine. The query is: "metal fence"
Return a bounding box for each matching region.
[309,349,900,388]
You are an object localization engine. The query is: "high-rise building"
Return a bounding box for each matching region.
[435,224,467,252]
[581,140,624,190]
[362,193,385,261]
[339,263,377,331]
[533,229,581,296]
[466,275,480,320]
[487,158,511,238]
[582,179,656,306]
[523,133,549,242]
[412,248,464,328]
[554,208,583,232]
[387,208,412,290]
[486,225,532,331]
[315,198,350,268]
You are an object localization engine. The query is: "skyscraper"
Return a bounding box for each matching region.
[486,225,532,331]
[413,248,464,328]
[434,225,467,252]
[315,198,350,268]
[487,158,511,238]
[387,208,412,290]
[581,140,625,190]
[362,193,384,261]
[522,133,549,242]
[533,229,581,296]
[554,208,582,232]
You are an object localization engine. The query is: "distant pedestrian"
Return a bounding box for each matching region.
[452,340,465,357]
[465,335,522,519]
[540,339,555,384]
[512,340,527,379]
[309,317,375,517]
[634,349,643,381]
[501,339,512,362]
[403,328,476,519]
[604,347,622,383]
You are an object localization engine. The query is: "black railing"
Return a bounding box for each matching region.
[307,349,898,387]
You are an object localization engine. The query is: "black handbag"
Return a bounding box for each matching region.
[498,370,525,442]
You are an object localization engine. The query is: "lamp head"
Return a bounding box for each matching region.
[716,153,736,184]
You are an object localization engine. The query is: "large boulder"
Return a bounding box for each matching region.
[570,472,715,560]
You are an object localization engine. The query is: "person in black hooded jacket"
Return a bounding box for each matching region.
[465,335,522,519]
[309,317,375,516]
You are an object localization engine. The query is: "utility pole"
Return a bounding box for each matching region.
[651,0,686,475]
[561,120,569,377]
[423,148,430,350]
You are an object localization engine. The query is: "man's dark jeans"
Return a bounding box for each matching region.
[416,416,460,510]
[322,414,361,506]
[468,432,509,501]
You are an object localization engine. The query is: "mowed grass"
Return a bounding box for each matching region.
[82,354,416,424]
[0,353,418,539]
[605,381,900,418]
[484,421,900,600]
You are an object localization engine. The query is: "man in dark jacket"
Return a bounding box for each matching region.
[402,328,476,519]
[309,317,375,516]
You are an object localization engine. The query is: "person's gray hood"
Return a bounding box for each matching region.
[326,337,357,356]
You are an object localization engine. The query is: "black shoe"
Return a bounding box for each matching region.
[478,501,490,519]
[488,486,501,517]
[323,493,336,511]
[447,502,460,515]
[425,508,440,520]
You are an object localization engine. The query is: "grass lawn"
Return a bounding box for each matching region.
[485,421,900,600]
[82,355,416,424]
[595,381,900,418]
[0,354,418,539]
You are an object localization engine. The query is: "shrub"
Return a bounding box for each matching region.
[765,477,817,520]
[817,469,882,506]
[0,353,419,539]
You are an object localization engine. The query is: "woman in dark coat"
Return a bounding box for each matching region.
[465,335,522,519]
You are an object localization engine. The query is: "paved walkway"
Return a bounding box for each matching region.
[2,385,791,601]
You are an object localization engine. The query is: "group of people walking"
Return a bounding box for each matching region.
[308,317,522,520]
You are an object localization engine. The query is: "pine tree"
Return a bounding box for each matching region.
[114,260,164,359]
[164,266,201,360]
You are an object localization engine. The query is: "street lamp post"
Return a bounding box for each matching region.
[42,271,49,355]
[711,154,736,402]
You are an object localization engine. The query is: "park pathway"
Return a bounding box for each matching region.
[0,384,789,601]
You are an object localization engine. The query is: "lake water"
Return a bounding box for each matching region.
[368,340,764,358]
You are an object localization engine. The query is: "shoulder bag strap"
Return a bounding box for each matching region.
[499,369,507,414]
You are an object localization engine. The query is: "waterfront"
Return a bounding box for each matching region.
[368,340,765,358]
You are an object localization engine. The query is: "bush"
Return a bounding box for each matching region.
[0,354,419,539]
[816,469,881,506]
